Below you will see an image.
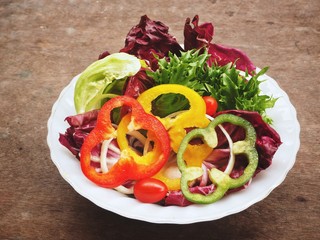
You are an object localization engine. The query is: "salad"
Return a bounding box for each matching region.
[59,15,282,206]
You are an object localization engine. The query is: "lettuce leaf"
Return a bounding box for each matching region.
[74,53,141,113]
[203,63,278,123]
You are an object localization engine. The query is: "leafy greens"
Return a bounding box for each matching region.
[147,49,278,123]
[74,53,141,113]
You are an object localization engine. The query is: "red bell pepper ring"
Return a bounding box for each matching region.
[80,95,171,188]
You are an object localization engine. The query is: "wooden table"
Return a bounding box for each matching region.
[1,0,319,239]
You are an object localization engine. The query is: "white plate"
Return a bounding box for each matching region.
[47,69,300,224]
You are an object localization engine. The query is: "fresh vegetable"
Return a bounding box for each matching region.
[203,96,218,116]
[59,109,99,159]
[165,185,215,206]
[184,15,256,74]
[123,69,155,99]
[204,65,278,123]
[165,110,282,206]
[74,52,141,113]
[80,95,171,188]
[148,49,277,123]
[119,15,183,71]
[137,84,212,167]
[146,50,208,113]
[177,114,258,204]
[137,84,212,190]
[134,178,168,203]
[214,110,282,171]
[147,49,207,90]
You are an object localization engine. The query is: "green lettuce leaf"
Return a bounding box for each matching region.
[74,52,141,113]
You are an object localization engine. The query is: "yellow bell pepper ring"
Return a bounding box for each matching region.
[137,84,213,190]
[137,84,212,167]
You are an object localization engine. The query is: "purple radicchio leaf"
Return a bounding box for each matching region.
[59,110,99,159]
[120,15,183,70]
[165,185,216,207]
[214,110,282,171]
[184,15,256,74]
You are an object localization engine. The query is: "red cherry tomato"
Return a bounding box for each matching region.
[202,96,218,116]
[133,178,168,203]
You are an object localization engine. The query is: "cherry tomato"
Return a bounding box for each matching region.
[133,178,168,203]
[202,96,218,116]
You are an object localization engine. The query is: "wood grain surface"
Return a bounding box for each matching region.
[0,0,319,239]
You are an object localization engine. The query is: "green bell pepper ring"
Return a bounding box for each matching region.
[177,113,259,204]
